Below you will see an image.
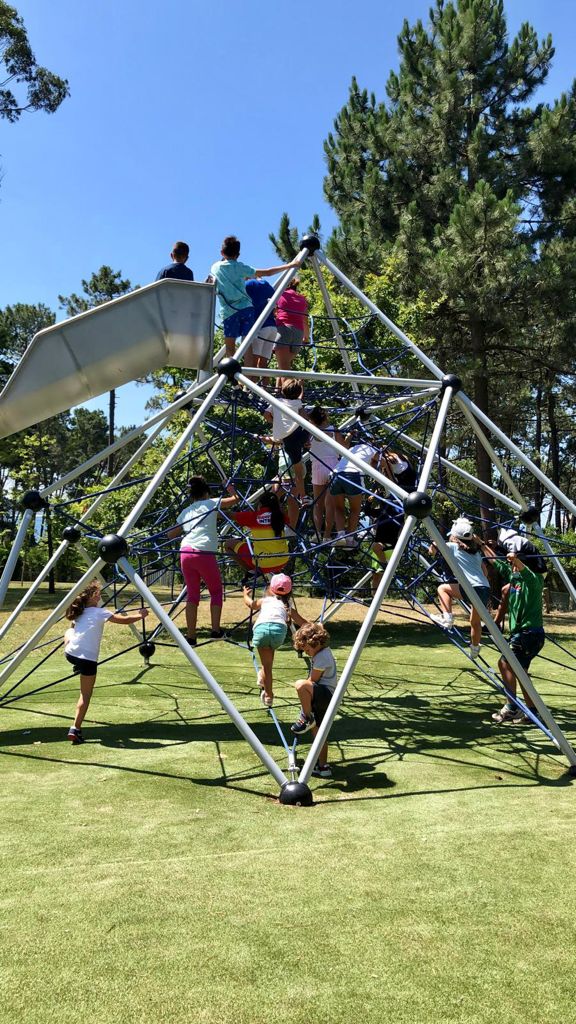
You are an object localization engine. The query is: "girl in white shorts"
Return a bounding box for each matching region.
[308,406,347,541]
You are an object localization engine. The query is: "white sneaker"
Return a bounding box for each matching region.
[333,533,348,547]
[431,613,454,629]
[469,644,481,658]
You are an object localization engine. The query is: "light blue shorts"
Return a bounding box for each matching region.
[252,622,287,650]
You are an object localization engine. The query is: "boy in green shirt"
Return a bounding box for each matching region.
[478,540,545,724]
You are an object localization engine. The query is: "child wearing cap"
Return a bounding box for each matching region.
[429,517,490,657]
[242,573,293,706]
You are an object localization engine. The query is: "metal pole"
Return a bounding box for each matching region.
[458,393,576,519]
[299,515,419,783]
[318,252,445,381]
[425,520,576,767]
[232,245,311,366]
[0,510,34,607]
[310,254,360,390]
[241,367,440,389]
[415,384,454,490]
[118,558,288,787]
[238,373,408,503]
[457,400,526,504]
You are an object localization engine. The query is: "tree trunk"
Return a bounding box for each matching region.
[547,389,562,530]
[107,389,115,476]
[533,385,543,511]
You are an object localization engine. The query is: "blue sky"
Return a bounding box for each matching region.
[1,0,574,426]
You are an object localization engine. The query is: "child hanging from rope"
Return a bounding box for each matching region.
[242,573,293,707]
[167,476,239,646]
[429,517,490,658]
[290,621,337,779]
[262,378,310,528]
[64,580,149,745]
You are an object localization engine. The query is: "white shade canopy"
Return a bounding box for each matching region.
[0,278,215,438]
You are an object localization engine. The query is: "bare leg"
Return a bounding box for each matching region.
[470,605,482,647]
[243,344,256,368]
[225,538,251,572]
[295,678,314,716]
[274,345,293,383]
[333,493,347,533]
[498,656,535,709]
[185,601,198,640]
[257,645,276,702]
[312,485,326,536]
[348,494,363,536]
[324,491,335,538]
[224,337,236,358]
[73,675,96,729]
[210,603,222,631]
[437,583,459,616]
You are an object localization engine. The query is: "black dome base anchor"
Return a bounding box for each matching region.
[279,781,314,807]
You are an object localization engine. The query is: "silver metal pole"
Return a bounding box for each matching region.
[318,253,445,381]
[118,558,288,787]
[425,520,576,766]
[0,417,170,643]
[458,393,576,519]
[241,366,440,389]
[533,525,576,608]
[238,373,408,503]
[233,246,311,366]
[415,384,454,490]
[38,377,216,499]
[0,510,34,606]
[299,515,419,783]
[310,254,360,389]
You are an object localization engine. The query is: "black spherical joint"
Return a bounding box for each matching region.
[139,641,156,659]
[354,405,370,421]
[299,234,321,255]
[519,505,540,525]
[98,533,129,564]
[21,490,46,513]
[217,357,243,383]
[441,373,462,393]
[62,526,82,544]
[403,491,433,520]
[279,781,314,807]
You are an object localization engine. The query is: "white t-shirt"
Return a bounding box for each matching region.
[312,647,337,692]
[268,398,302,441]
[310,426,339,469]
[64,606,113,662]
[254,595,289,627]
[336,443,377,475]
[177,499,219,552]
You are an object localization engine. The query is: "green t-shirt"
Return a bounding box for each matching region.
[210,259,256,320]
[496,560,544,632]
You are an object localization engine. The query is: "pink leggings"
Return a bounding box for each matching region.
[180,550,223,607]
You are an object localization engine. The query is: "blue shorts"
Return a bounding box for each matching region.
[330,472,364,497]
[473,585,491,607]
[252,622,287,650]
[223,306,255,339]
[505,628,545,670]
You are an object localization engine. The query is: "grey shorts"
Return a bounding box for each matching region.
[275,324,305,350]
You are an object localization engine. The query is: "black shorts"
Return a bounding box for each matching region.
[283,426,309,467]
[311,683,334,727]
[375,518,402,548]
[66,653,98,676]
[505,628,545,671]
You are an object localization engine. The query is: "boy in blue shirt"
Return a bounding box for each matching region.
[156,241,194,281]
[210,236,297,359]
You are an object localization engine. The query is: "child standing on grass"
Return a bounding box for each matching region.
[64,581,149,745]
[478,539,545,725]
[167,476,239,646]
[242,573,293,707]
[290,621,337,779]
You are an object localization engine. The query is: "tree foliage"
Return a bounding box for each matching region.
[0,3,69,122]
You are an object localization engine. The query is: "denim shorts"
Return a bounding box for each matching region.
[252,622,287,650]
[506,628,545,670]
[223,305,255,339]
[330,472,364,497]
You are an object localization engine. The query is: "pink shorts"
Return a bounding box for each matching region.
[180,549,223,606]
[312,460,338,487]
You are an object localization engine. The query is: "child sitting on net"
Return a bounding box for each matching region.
[64,580,149,745]
[290,621,337,779]
[242,573,293,707]
[262,378,309,528]
[429,516,490,658]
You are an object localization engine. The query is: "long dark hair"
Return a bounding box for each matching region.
[259,491,285,537]
[187,475,210,501]
[66,581,100,622]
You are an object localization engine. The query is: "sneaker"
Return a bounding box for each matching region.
[312,762,332,779]
[491,705,516,724]
[187,636,197,647]
[210,629,226,639]
[67,727,85,745]
[345,537,358,549]
[431,613,454,629]
[512,708,537,725]
[469,644,481,658]
[290,713,315,735]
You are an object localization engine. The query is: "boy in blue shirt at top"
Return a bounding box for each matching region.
[210,235,298,361]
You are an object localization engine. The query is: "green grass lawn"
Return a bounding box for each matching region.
[1,588,576,1024]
